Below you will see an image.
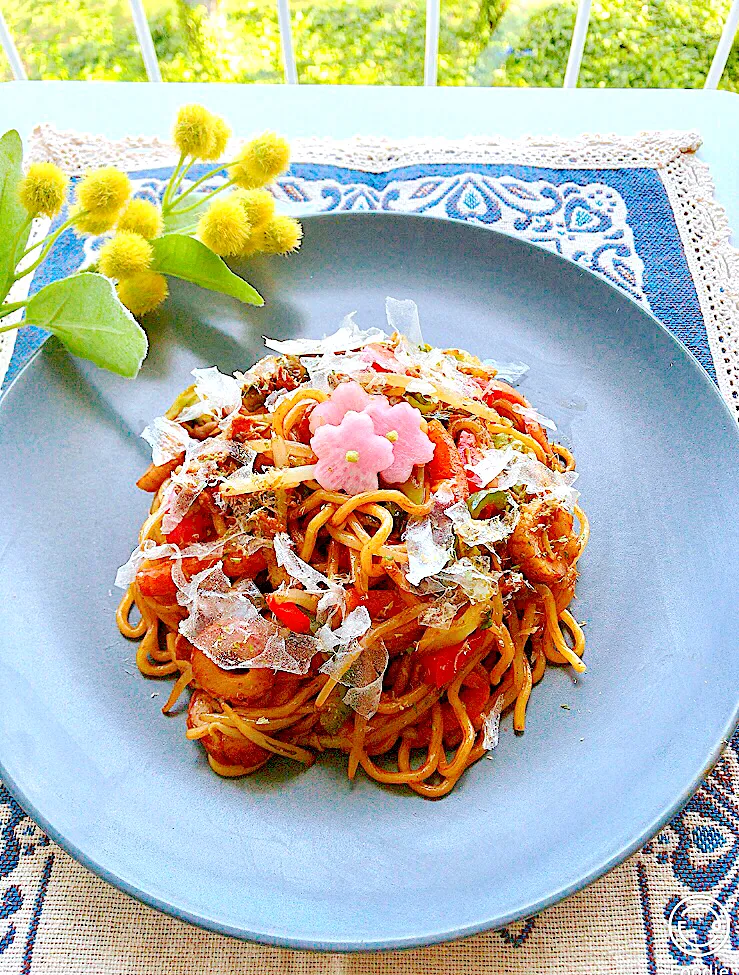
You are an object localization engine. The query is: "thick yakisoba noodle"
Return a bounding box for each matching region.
[116,318,588,797]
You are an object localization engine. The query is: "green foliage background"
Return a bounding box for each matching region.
[2,0,738,89]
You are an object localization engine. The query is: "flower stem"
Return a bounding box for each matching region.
[165,162,236,213]
[10,215,33,268]
[13,215,76,283]
[169,157,195,200]
[19,218,57,260]
[168,176,237,216]
[0,301,28,329]
[162,151,186,210]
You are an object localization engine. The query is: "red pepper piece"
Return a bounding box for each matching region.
[426,419,469,501]
[420,631,488,689]
[266,595,313,634]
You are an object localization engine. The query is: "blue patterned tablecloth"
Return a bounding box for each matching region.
[2,159,717,389]
[2,141,738,975]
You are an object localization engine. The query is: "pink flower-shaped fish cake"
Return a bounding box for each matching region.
[310,410,395,494]
[365,400,435,483]
[309,381,388,433]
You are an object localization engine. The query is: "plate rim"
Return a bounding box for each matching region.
[1,211,739,952]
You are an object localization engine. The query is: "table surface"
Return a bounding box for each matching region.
[1,83,737,247]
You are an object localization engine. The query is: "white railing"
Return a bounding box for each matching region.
[1,0,738,89]
[706,0,739,89]
[275,0,298,85]
[128,0,162,83]
[424,0,441,87]
[562,0,591,89]
[0,9,26,81]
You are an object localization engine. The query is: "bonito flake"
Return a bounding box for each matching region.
[320,639,389,719]
[264,313,387,356]
[481,359,530,385]
[341,642,389,718]
[497,453,580,512]
[469,446,519,488]
[161,439,253,535]
[176,560,317,674]
[140,416,193,466]
[114,540,179,589]
[445,499,519,551]
[246,630,317,675]
[222,444,257,483]
[114,531,263,591]
[176,366,243,423]
[173,560,229,605]
[301,349,368,393]
[403,488,455,586]
[317,606,372,653]
[161,467,210,535]
[316,607,384,717]
[273,533,345,615]
[385,296,423,347]
[512,404,557,432]
[418,589,468,629]
[182,532,266,564]
[264,387,295,412]
[482,695,505,751]
[389,336,484,402]
[467,445,580,512]
[437,557,501,603]
[404,517,452,586]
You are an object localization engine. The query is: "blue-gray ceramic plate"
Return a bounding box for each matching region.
[1,214,738,951]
